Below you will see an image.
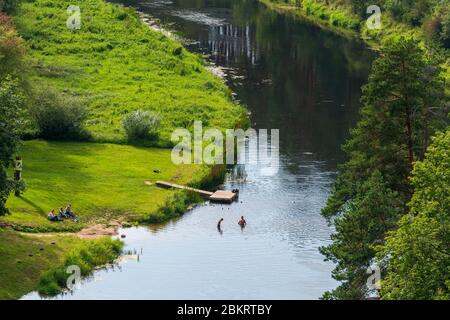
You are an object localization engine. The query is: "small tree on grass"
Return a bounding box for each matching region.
[122,109,161,141]
[0,76,24,215]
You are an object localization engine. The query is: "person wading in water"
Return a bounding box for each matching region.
[217,218,224,234]
[238,216,247,228]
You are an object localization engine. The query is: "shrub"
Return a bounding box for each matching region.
[30,86,89,140]
[122,109,161,141]
[142,190,202,223]
[38,238,123,296]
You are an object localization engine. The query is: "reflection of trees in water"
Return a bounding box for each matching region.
[207,0,375,161]
[138,0,374,168]
[208,24,259,65]
[228,164,247,183]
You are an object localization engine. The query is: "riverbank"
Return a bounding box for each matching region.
[258,0,449,83]
[0,0,246,299]
[2,140,209,232]
[0,229,122,299]
[258,0,360,38]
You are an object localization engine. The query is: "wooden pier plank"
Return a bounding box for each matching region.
[154,181,237,203]
[209,190,238,204]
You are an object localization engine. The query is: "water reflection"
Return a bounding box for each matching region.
[22,0,374,299]
[122,0,374,164]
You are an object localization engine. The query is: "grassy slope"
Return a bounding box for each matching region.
[1,140,205,232]
[17,0,246,144]
[0,229,121,299]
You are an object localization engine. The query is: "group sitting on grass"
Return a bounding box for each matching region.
[47,204,79,223]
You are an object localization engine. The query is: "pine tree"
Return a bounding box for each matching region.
[321,37,446,299]
[377,129,450,300]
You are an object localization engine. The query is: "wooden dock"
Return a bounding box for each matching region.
[155,181,238,204]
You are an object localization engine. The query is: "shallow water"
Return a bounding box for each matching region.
[22,0,373,300]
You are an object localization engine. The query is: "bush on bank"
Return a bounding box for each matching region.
[122,109,161,142]
[38,237,123,296]
[30,85,90,141]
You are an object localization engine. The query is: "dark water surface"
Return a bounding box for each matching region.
[23,0,374,300]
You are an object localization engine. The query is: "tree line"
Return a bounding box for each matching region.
[320,36,449,299]
[273,0,449,49]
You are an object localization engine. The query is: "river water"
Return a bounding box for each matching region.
[23,0,373,300]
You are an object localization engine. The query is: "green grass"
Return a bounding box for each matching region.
[37,236,123,296]
[15,0,247,144]
[259,0,361,36]
[1,140,209,232]
[0,229,121,299]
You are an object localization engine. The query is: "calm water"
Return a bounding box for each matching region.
[23,0,373,300]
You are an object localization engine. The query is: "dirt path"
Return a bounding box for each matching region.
[18,223,121,240]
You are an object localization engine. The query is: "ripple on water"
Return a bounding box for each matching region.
[171,9,228,27]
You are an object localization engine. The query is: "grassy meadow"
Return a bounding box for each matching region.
[259,0,361,36]
[2,140,208,232]
[16,0,247,144]
[2,0,246,230]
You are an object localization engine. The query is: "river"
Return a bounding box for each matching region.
[23,0,374,300]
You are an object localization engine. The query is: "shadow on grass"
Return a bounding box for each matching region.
[17,196,47,217]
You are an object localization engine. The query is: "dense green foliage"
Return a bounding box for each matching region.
[0,76,25,216]
[30,85,89,140]
[0,11,27,216]
[38,237,123,296]
[377,130,449,300]
[321,37,447,299]
[321,171,403,299]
